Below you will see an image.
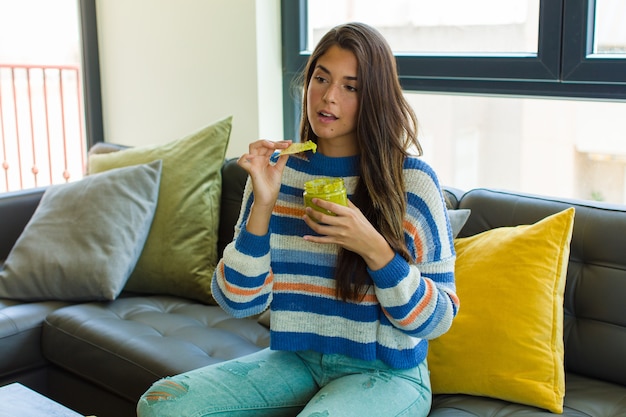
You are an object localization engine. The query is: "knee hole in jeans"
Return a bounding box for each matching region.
[142,378,189,405]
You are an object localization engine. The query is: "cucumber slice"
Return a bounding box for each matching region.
[279,140,317,155]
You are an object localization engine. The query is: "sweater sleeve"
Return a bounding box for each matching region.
[369,159,459,339]
[211,178,274,318]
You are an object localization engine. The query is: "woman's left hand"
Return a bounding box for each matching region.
[303,199,395,270]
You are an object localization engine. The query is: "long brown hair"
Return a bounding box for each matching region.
[299,22,422,301]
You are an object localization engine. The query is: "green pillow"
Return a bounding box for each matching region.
[88,117,232,303]
[0,161,162,301]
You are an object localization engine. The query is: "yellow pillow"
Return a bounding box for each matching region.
[89,116,231,304]
[428,207,575,413]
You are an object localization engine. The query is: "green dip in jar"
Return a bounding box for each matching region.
[303,177,348,216]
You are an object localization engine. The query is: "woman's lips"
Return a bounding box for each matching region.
[318,111,338,123]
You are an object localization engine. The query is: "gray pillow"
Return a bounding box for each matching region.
[449,208,471,238]
[0,160,162,301]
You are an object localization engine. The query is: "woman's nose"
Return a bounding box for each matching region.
[323,84,338,103]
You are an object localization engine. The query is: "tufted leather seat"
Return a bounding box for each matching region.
[431,373,626,416]
[0,299,70,392]
[42,295,270,404]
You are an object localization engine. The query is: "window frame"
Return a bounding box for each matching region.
[78,0,104,148]
[281,0,626,138]
[562,0,626,84]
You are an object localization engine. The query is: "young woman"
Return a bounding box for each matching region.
[138,22,459,417]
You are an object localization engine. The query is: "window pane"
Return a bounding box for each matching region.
[307,0,540,55]
[0,0,85,192]
[593,0,626,54]
[407,93,626,204]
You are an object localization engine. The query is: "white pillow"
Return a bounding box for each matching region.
[449,208,471,238]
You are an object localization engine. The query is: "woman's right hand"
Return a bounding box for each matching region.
[237,140,291,235]
[238,139,291,206]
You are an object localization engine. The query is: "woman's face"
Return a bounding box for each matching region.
[306,45,359,155]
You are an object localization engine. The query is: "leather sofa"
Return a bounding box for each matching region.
[1,158,625,417]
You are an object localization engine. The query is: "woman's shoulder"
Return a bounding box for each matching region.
[402,155,439,182]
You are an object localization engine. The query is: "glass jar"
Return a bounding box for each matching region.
[303,177,348,216]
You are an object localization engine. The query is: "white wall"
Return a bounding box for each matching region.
[95,0,283,158]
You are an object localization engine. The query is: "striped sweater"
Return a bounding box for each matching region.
[211,151,459,369]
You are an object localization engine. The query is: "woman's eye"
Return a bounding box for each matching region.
[345,85,358,92]
[314,75,328,83]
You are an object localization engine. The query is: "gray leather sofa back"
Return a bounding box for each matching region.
[218,158,248,257]
[0,187,44,261]
[454,188,626,387]
[0,159,247,263]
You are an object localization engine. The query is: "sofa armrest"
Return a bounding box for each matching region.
[0,188,45,260]
[218,158,248,257]
[443,186,464,209]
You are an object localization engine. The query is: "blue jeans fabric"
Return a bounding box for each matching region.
[137,348,432,417]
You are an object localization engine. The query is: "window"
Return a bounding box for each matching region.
[282,0,626,204]
[306,0,540,55]
[594,0,626,54]
[0,0,101,192]
[284,0,626,96]
[407,93,626,203]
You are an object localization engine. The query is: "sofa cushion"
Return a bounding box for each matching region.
[42,295,270,402]
[431,373,626,416]
[88,117,232,304]
[0,161,162,301]
[428,208,575,413]
[0,300,70,381]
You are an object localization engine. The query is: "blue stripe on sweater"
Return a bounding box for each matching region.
[377,286,454,337]
[271,331,429,369]
[270,216,312,237]
[222,265,269,289]
[426,271,455,284]
[271,248,336,278]
[406,192,442,260]
[273,262,336,279]
[382,280,428,319]
[288,152,360,178]
[211,284,269,318]
[409,296,446,336]
[272,248,335,267]
[279,183,306,199]
[272,293,378,322]
[378,311,423,337]
[235,229,270,258]
[271,331,378,360]
[404,157,440,186]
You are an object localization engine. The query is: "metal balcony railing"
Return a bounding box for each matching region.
[0,63,86,193]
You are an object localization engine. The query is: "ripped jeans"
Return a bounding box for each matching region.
[136,348,432,417]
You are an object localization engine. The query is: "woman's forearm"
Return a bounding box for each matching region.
[245,202,274,236]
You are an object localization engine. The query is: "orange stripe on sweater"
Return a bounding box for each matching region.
[397,279,433,327]
[219,262,274,297]
[404,219,423,262]
[274,204,305,217]
[275,281,378,303]
[448,291,460,307]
